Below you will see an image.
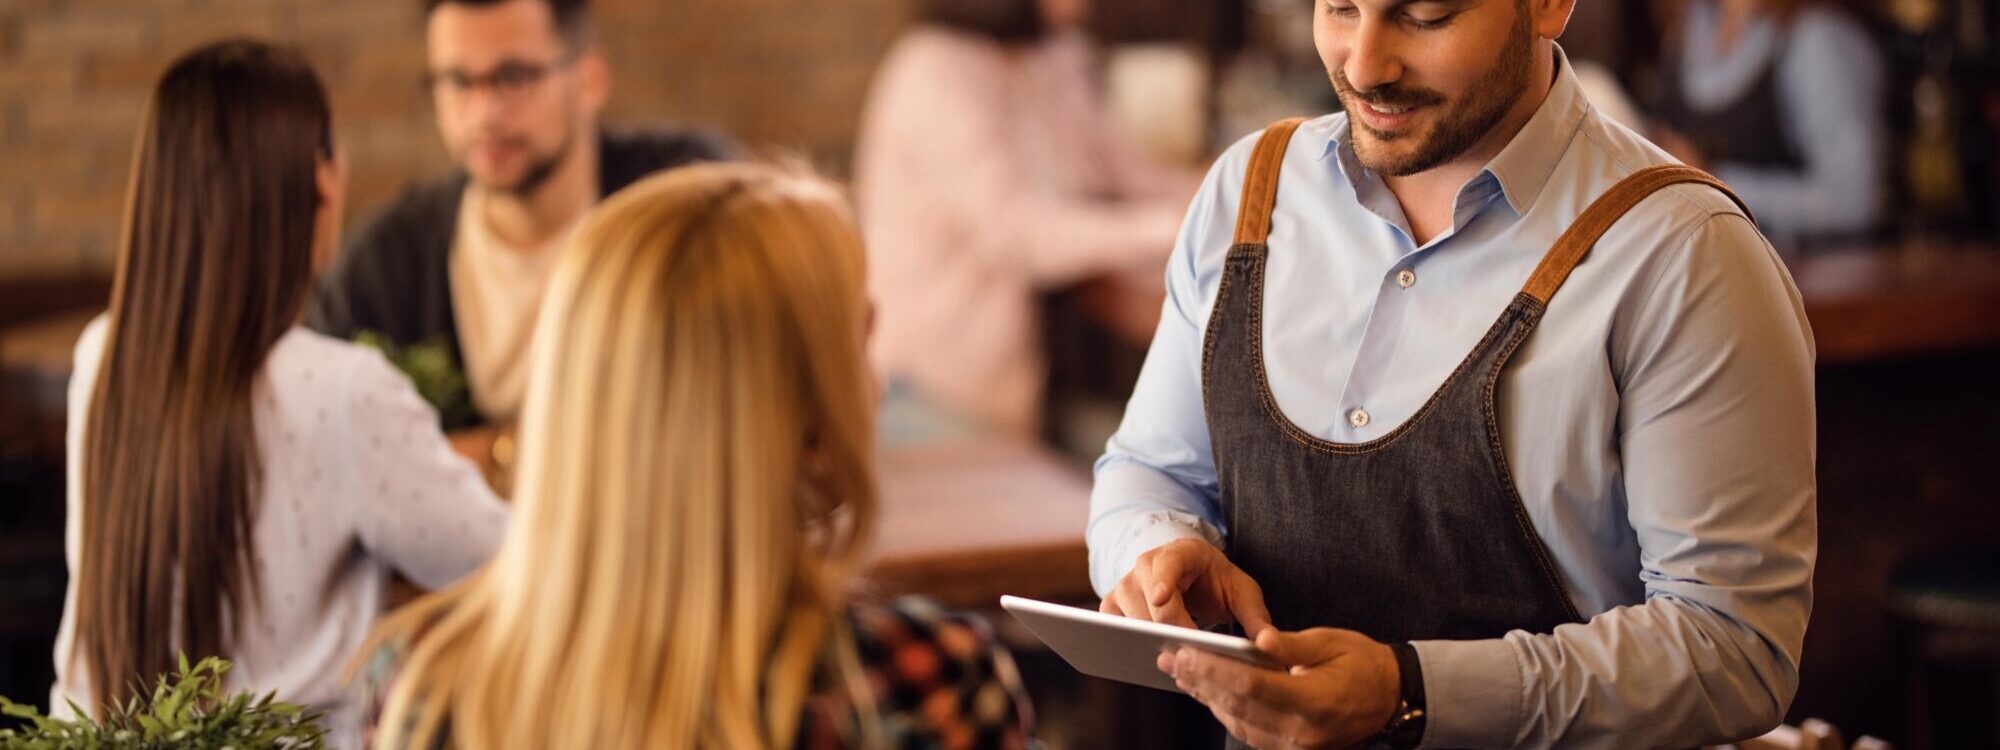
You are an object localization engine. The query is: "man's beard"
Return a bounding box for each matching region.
[1331,12,1535,177]
[496,121,576,198]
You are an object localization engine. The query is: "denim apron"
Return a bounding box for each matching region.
[1203,118,1749,747]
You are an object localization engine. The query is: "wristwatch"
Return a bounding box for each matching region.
[1379,642,1428,750]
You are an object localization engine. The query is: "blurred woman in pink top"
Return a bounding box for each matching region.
[855,0,1200,436]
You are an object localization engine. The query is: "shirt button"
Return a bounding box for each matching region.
[1349,408,1371,428]
[1397,269,1417,288]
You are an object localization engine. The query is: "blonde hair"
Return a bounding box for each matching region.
[370,162,879,749]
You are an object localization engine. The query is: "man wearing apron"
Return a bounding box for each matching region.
[1087,0,1816,746]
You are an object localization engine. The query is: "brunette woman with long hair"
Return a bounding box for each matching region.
[51,39,508,748]
[363,162,1034,749]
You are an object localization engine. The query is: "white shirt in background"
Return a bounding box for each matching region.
[51,316,510,749]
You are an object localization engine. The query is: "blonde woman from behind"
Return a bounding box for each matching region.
[361,163,1037,750]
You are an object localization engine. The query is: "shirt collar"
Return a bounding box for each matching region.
[1483,45,1589,215]
[1317,44,1592,218]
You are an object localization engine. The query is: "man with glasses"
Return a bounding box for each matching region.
[310,0,730,482]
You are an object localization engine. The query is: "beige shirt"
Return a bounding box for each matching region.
[448,187,585,423]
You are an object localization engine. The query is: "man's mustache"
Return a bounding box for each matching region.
[1333,70,1446,109]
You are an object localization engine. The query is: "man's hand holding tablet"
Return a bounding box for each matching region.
[1077,538,1405,750]
[1157,626,1403,750]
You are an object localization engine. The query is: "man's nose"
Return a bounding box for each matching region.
[1344,19,1404,93]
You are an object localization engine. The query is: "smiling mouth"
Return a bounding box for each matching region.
[1354,100,1425,133]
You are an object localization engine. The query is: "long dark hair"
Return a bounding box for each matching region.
[72,38,331,708]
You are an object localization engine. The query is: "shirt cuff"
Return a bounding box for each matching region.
[1410,637,1526,749]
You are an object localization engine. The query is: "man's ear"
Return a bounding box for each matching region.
[316,148,348,206]
[1536,0,1579,41]
[311,148,350,273]
[577,49,611,117]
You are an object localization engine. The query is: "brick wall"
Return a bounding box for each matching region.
[0,0,907,279]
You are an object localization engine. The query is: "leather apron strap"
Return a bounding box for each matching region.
[1230,117,1308,247]
[1522,164,1753,305]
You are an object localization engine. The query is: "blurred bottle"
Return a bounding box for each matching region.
[1885,0,1980,238]
[1905,73,1967,228]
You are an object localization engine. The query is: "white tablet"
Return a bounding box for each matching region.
[999,595,1282,693]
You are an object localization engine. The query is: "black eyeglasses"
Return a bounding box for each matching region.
[424,53,579,101]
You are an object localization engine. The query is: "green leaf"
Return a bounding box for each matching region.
[0,658,326,750]
[0,699,39,721]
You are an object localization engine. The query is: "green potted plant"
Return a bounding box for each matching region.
[0,655,325,749]
[354,332,478,430]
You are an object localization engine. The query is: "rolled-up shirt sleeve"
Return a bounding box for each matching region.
[1415,213,1818,748]
[1087,138,1253,596]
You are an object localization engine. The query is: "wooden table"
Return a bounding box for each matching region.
[867,438,1095,609]
[1791,243,2000,364]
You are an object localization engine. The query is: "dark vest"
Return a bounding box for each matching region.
[1655,33,1805,171]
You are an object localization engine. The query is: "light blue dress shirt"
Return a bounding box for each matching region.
[1677,1,1886,242]
[1087,50,1819,748]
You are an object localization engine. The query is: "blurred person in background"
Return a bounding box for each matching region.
[362,163,1035,750]
[1649,0,1886,244]
[855,0,1202,437]
[308,0,731,481]
[51,40,508,749]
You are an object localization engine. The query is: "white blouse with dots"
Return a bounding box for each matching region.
[50,316,509,749]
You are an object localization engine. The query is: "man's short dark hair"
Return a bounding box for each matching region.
[920,0,1045,43]
[424,0,593,49]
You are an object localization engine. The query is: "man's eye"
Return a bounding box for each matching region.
[493,66,539,88]
[1406,11,1455,27]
